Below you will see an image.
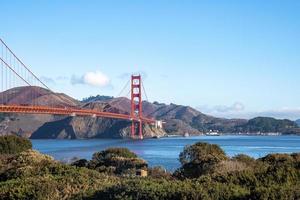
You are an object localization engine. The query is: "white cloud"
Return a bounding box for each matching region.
[213,102,245,113]
[71,71,110,87]
[198,102,245,114]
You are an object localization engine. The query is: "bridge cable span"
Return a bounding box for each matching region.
[0,39,74,107]
[0,39,158,139]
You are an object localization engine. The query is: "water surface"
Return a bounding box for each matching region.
[31,135,300,171]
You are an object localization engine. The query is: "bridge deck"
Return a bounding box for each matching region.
[0,105,155,123]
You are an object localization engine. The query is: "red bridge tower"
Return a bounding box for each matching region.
[131,75,143,139]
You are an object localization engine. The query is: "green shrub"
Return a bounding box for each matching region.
[255,153,300,186]
[179,142,227,166]
[0,150,54,181]
[92,148,137,160]
[88,148,147,175]
[0,177,60,200]
[291,153,300,169]
[259,153,294,165]
[71,159,89,168]
[211,170,258,188]
[248,184,300,200]
[87,178,211,200]
[1,142,300,200]
[232,154,256,165]
[0,135,32,154]
[0,149,120,199]
[148,166,172,179]
[176,142,227,178]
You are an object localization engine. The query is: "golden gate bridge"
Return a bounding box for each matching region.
[0,39,162,139]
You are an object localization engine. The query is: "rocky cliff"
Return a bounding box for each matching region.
[0,86,79,137]
[0,87,166,139]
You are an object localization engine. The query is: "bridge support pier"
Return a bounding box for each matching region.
[139,121,143,139]
[131,121,135,138]
[131,121,143,139]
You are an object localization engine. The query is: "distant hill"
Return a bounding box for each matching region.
[0,86,79,107]
[296,119,300,127]
[80,97,300,135]
[235,117,300,134]
[1,86,300,138]
[83,98,247,134]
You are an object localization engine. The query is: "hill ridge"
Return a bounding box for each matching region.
[1,87,300,138]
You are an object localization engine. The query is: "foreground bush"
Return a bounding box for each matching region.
[85,178,211,200]
[0,150,120,199]
[0,135,32,154]
[148,166,172,179]
[0,143,300,200]
[0,150,54,181]
[175,142,227,178]
[73,148,147,176]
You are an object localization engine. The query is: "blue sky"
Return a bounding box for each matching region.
[1,0,300,119]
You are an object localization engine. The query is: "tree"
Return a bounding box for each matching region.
[71,159,89,168]
[88,148,147,175]
[0,135,32,154]
[176,142,227,178]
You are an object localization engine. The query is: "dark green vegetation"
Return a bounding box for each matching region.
[0,135,32,154]
[0,136,300,199]
[176,142,227,178]
[235,117,300,134]
[192,116,300,134]
[72,148,147,175]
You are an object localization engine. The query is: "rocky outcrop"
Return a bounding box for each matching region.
[31,117,165,139]
[0,86,80,138]
[0,113,58,138]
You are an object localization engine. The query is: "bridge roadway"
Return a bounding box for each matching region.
[0,105,156,124]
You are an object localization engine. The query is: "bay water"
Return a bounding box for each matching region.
[31,135,300,171]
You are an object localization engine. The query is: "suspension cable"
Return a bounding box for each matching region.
[0,39,51,91]
[0,57,31,86]
[0,38,70,107]
[141,79,149,102]
[110,79,131,112]
[116,79,130,97]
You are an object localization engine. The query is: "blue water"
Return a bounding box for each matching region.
[31,136,300,171]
